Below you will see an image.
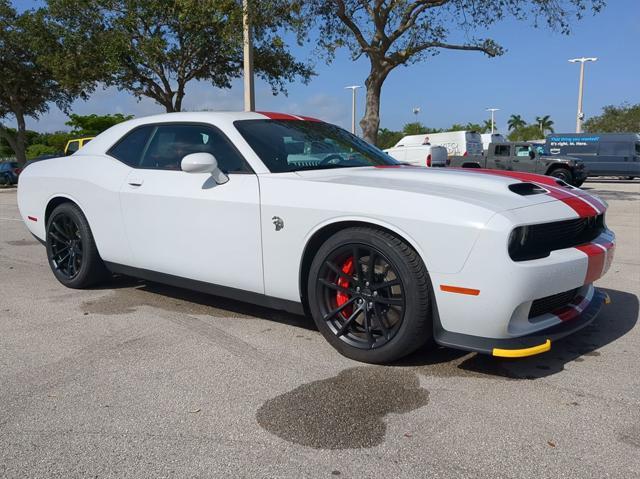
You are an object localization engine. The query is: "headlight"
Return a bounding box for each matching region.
[508,226,529,258]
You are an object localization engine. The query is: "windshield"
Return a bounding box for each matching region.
[234,119,399,173]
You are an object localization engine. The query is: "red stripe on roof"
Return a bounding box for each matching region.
[256,111,300,120]
[298,115,322,122]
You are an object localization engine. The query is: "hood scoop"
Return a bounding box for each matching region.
[508,182,548,196]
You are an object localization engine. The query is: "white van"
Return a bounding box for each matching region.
[384,144,448,167]
[393,131,483,157]
[481,133,506,151]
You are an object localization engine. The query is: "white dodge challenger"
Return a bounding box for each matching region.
[17,112,615,363]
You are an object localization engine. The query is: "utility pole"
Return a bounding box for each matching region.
[568,57,597,133]
[243,0,255,112]
[486,108,499,134]
[345,85,361,134]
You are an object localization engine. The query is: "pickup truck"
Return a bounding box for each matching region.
[449,142,587,187]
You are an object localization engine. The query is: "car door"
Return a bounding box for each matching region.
[511,144,537,173]
[487,144,510,170]
[116,122,264,294]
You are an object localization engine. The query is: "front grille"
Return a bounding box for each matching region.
[528,288,579,318]
[509,214,605,261]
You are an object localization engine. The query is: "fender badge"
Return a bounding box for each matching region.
[272,216,284,231]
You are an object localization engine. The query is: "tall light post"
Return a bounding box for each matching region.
[345,85,361,134]
[486,108,499,134]
[568,57,597,133]
[242,0,255,111]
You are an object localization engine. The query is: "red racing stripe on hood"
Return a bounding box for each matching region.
[468,169,601,218]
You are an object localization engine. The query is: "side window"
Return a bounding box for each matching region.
[139,124,246,172]
[599,142,629,156]
[494,145,510,156]
[108,126,154,167]
[515,145,531,157]
[66,141,79,155]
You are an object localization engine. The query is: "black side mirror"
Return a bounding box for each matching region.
[529,150,535,159]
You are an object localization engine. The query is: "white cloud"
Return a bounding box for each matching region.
[23,79,353,133]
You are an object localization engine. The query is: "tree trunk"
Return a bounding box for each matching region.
[359,70,386,146]
[174,84,185,112]
[14,110,27,164]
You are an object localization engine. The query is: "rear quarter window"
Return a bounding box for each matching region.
[107,126,154,167]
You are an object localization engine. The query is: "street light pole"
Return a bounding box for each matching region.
[243,0,255,112]
[568,57,597,133]
[345,85,361,134]
[486,108,499,134]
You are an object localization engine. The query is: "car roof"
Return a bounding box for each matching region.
[77,111,322,157]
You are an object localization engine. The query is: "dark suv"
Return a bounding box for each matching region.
[450,142,587,187]
[0,161,21,185]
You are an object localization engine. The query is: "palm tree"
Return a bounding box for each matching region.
[482,119,494,133]
[507,114,526,131]
[536,115,555,136]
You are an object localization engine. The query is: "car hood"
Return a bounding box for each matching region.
[293,166,598,213]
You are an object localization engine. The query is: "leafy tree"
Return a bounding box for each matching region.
[32,131,75,152]
[508,114,526,131]
[377,127,403,149]
[402,122,427,135]
[463,122,485,133]
[0,2,100,164]
[48,0,313,112]
[583,103,640,133]
[482,119,494,134]
[507,124,542,141]
[65,113,133,136]
[26,143,59,159]
[305,0,604,145]
[535,115,554,135]
[448,123,466,132]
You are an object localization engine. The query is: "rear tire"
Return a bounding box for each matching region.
[46,202,109,288]
[307,227,433,364]
[573,179,586,188]
[549,168,573,185]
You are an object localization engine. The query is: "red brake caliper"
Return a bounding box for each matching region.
[336,257,354,318]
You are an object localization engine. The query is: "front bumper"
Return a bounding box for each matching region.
[429,200,615,356]
[434,288,609,357]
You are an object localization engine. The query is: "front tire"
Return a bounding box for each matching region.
[549,168,574,185]
[307,227,432,363]
[46,202,108,288]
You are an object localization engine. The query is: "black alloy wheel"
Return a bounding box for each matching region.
[46,202,108,288]
[308,227,432,363]
[316,243,405,350]
[49,213,83,279]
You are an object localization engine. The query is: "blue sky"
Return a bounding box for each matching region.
[16,0,640,134]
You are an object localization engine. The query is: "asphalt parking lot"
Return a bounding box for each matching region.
[1,180,639,478]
